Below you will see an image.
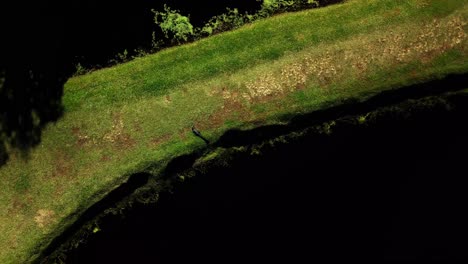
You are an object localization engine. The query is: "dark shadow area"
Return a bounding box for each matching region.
[37,172,150,262]
[0,0,344,166]
[61,0,264,69]
[216,73,468,148]
[0,0,262,166]
[0,2,73,166]
[50,0,339,69]
[59,90,468,263]
[163,152,201,180]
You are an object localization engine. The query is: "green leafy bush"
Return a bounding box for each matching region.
[200,8,252,36]
[151,31,164,51]
[261,0,319,16]
[109,49,129,65]
[73,63,89,77]
[200,0,319,38]
[152,5,194,44]
[80,0,323,74]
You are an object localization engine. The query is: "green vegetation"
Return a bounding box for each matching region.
[75,0,320,73]
[152,5,195,43]
[1,0,467,262]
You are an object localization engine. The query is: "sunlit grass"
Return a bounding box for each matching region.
[0,0,467,262]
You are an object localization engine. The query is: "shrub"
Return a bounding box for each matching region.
[76,0,323,75]
[200,0,320,38]
[200,8,252,37]
[132,48,149,59]
[109,49,129,65]
[151,32,164,52]
[152,5,194,44]
[260,0,319,16]
[73,63,89,77]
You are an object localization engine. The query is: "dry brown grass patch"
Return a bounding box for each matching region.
[177,127,191,140]
[149,134,172,147]
[415,0,430,9]
[239,14,466,104]
[7,196,31,215]
[71,126,92,148]
[100,155,111,162]
[51,151,73,178]
[34,209,56,228]
[103,113,136,150]
[197,93,253,131]
[383,7,402,19]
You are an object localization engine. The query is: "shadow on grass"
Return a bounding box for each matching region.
[37,72,468,263]
[215,73,468,148]
[59,79,468,263]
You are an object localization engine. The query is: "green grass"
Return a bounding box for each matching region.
[1,0,468,262]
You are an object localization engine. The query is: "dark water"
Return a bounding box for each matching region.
[61,93,468,263]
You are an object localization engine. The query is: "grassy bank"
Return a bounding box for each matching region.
[1,0,467,262]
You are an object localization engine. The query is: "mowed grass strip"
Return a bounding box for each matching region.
[1,0,467,262]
